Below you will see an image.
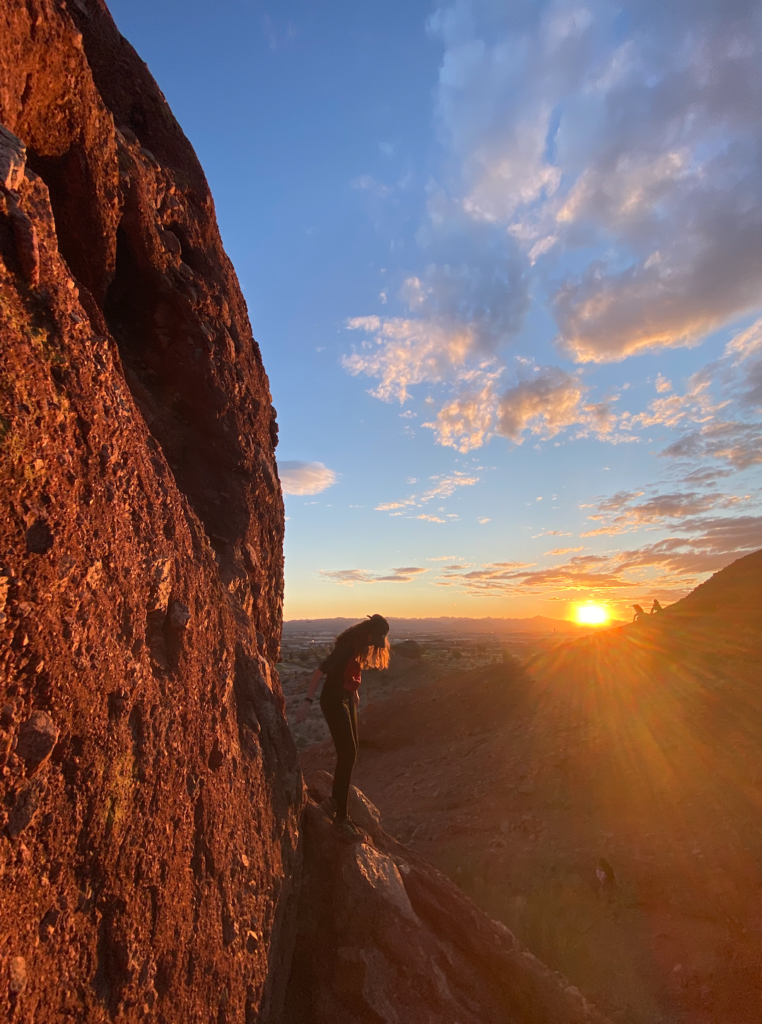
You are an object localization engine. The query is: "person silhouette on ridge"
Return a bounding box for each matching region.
[296,614,390,842]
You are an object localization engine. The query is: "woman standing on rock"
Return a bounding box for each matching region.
[296,615,390,841]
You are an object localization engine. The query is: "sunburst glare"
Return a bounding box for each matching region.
[574,602,610,626]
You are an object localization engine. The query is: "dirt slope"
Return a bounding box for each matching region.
[303,550,762,1024]
[0,2,299,1021]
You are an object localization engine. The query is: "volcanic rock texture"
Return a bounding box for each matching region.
[0,1,301,1021]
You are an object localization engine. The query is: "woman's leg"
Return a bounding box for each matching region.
[349,695,359,751]
[320,693,357,819]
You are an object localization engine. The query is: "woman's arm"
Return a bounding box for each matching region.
[294,669,323,724]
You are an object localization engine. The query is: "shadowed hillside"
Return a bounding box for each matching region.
[303,550,762,1024]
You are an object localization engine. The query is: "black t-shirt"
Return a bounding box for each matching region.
[319,645,360,697]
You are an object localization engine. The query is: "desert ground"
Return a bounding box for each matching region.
[299,550,762,1024]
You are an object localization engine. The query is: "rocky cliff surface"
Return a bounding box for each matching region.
[0,1,300,1020]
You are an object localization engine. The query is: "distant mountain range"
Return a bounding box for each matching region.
[283,614,625,635]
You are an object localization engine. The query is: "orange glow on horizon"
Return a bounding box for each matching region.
[573,601,610,625]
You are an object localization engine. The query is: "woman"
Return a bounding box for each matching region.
[296,614,390,841]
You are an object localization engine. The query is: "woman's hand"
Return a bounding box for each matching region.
[294,700,311,725]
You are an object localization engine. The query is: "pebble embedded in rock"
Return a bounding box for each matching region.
[0,124,26,190]
[25,519,53,554]
[39,907,60,940]
[161,228,182,254]
[9,956,27,994]
[8,777,47,837]
[16,711,59,769]
[167,600,190,629]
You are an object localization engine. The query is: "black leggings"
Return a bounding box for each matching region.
[320,688,358,820]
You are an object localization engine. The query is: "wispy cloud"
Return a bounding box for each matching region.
[278,460,337,495]
[375,471,479,516]
[436,513,762,600]
[319,566,427,586]
[579,490,751,537]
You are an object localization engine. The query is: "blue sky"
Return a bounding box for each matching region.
[109,0,762,620]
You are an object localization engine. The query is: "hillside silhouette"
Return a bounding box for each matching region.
[303,549,762,1023]
[284,614,624,635]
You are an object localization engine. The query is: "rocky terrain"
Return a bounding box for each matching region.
[0,2,621,1022]
[0,1,298,1020]
[303,549,762,1024]
[286,773,611,1024]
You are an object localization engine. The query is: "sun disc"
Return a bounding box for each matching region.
[575,602,609,625]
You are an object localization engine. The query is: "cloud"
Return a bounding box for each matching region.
[661,420,762,472]
[580,489,751,536]
[342,211,529,403]
[422,363,635,452]
[724,315,762,410]
[422,373,501,452]
[340,1,762,473]
[419,308,760,455]
[429,0,762,363]
[375,472,479,516]
[278,460,337,495]
[545,546,584,556]
[320,566,427,586]
[497,366,586,442]
[436,512,762,599]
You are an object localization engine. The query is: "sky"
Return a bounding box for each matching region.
[108,0,762,621]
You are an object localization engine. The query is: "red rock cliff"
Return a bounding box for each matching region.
[0,1,300,1020]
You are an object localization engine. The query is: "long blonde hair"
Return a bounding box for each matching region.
[359,638,390,670]
[334,616,390,670]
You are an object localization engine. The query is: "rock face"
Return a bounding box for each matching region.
[288,773,612,1024]
[0,1,300,1021]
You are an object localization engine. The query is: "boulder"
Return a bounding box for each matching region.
[288,775,613,1024]
[392,639,422,659]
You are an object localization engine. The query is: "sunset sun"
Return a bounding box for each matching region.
[574,602,610,626]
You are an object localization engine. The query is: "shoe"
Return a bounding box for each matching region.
[333,817,365,843]
[319,796,337,819]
